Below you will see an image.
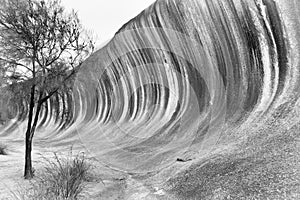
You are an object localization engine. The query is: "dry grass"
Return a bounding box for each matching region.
[11,151,99,200]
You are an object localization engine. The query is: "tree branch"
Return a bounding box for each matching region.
[0,57,33,72]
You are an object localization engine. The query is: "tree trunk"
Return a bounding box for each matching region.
[24,94,44,179]
[24,135,33,179]
[24,86,35,179]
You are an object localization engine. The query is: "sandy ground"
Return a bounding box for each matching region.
[0,138,167,200]
[0,140,122,200]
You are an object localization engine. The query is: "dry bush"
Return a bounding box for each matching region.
[0,143,8,155]
[11,151,98,200]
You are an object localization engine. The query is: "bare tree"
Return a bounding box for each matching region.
[0,0,94,179]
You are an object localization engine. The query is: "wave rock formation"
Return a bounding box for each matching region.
[1,0,300,198]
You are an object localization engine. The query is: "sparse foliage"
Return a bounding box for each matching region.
[0,0,95,179]
[10,151,97,200]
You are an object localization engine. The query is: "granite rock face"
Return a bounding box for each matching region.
[1,0,300,199]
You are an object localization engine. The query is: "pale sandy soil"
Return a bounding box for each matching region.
[0,140,123,200]
[0,138,165,200]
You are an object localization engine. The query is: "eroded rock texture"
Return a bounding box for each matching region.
[1,0,300,199]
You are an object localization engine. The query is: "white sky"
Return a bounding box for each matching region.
[61,0,156,47]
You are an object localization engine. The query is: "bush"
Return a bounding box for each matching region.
[12,151,96,200]
[0,143,7,155]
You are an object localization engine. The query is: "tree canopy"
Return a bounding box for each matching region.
[0,0,95,179]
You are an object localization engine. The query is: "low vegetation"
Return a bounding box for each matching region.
[11,151,98,200]
[0,143,7,155]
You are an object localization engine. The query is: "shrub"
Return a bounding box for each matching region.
[0,143,7,155]
[11,151,96,200]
